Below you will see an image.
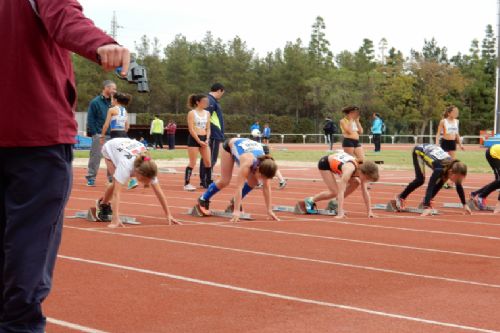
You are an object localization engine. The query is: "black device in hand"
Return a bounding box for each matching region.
[115,58,149,93]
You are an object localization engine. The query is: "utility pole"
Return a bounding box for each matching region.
[110,11,123,40]
[495,0,500,134]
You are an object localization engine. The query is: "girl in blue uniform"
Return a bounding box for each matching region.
[101,92,138,190]
[395,144,471,216]
[197,138,279,222]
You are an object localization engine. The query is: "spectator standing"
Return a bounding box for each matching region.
[262,123,271,144]
[85,80,116,186]
[150,115,164,149]
[0,1,130,332]
[371,113,384,153]
[250,121,261,142]
[166,119,177,150]
[323,117,336,151]
[199,83,225,188]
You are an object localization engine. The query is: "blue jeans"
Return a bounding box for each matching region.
[0,145,73,333]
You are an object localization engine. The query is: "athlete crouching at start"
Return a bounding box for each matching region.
[98,138,180,227]
[304,151,379,218]
[197,138,280,223]
[395,144,471,216]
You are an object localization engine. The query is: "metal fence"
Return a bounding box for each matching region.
[225,133,484,145]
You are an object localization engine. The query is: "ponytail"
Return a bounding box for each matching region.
[134,152,158,179]
[187,94,207,109]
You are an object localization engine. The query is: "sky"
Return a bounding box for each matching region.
[79,0,497,59]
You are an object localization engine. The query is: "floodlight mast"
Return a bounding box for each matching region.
[495,0,500,134]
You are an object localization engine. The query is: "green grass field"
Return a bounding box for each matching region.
[73,149,491,173]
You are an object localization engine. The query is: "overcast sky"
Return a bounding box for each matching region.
[79,0,497,59]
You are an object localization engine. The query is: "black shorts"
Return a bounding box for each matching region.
[342,137,361,148]
[222,139,232,154]
[187,135,207,147]
[318,156,330,171]
[110,130,128,139]
[440,139,457,152]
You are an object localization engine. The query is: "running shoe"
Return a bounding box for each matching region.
[473,195,487,210]
[197,196,210,215]
[395,196,406,211]
[184,184,196,192]
[127,178,138,190]
[443,183,453,189]
[304,197,318,214]
[278,180,287,190]
[86,179,96,187]
[96,199,112,222]
[256,182,263,189]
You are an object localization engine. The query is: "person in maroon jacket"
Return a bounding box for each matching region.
[165,119,177,150]
[0,1,130,332]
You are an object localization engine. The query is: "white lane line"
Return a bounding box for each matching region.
[47,318,109,333]
[57,255,500,333]
[214,224,500,260]
[67,197,500,239]
[64,225,500,289]
[64,207,500,260]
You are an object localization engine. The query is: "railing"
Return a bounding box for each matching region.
[225,133,485,145]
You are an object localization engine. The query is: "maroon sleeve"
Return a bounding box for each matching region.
[35,0,118,62]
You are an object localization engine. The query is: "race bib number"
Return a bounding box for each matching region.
[116,140,146,159]
[333,152,355,164]
[425,145,449,160]
[238,140,262,153]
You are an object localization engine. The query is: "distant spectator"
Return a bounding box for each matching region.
[262,123,271,144]
[85,80,116,186]
[165,119,177,150]
[371,113,384,153]
[250,121,260,132]
[139,136,149,147]
[199,83,225,188]
[323,117,336,151]
[150,115,164,149]
[250,121,261,142]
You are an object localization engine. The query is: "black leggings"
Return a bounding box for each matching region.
[399,148,425,199]
[399,148,444,206]
[473,149,500,200]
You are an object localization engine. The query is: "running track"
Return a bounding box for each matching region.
[45,165,500,333]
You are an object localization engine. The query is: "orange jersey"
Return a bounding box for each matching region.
[329,152,357,175]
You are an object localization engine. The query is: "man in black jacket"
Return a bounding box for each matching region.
[323,117,336,151]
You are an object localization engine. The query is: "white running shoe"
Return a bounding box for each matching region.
[184,184,196,192]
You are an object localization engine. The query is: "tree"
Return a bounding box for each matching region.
[308,16,333,68]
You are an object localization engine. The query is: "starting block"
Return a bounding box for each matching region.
[465,199,495,212]
[273,201,337,216]
[443,202,464,209]
[187,206,254,220]
[67,208,141,225]
[373,200,439,215]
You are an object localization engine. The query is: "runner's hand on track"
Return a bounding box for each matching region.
[420,208,433,217]
[335,211,346,219]
[367,210,376,218]
[268,211,280,221]
[230,212,240,223]
[168,216,182,225]
[463,205,472,215]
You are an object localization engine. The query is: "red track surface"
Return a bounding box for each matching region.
[45,166,500,333]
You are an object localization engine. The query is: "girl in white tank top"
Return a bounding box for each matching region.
[185,94,212,191]
[435,105,464,158]
[101,92,131,140]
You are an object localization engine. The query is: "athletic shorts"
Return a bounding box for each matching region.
[440,139,457,152]
[342,137,361,148]
[110,130,128,139]
[318,156,330,171]
[187,135,207,148]
[221,139,231,154]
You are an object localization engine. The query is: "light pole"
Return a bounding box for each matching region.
[495,0,500,134]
